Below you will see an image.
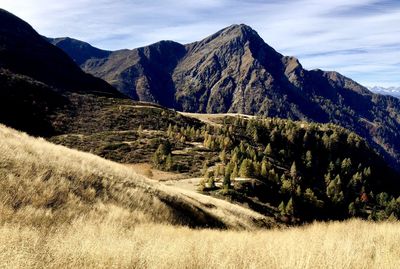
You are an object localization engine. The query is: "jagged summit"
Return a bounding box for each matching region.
[217,23,260,38]
[189,23,269,51]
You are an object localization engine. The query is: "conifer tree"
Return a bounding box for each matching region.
[239,159,253,178]
[264,143,272,156]
[231,165,238,180]
[165,154,173,171]
[261,160,268,178]
[286,198,294,215]
[278,201,286,215]
[223,169,231,189]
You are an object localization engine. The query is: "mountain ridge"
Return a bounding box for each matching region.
[48,24,400,170]
[0,8,126,136]
[368,86,400,99]
[0,8,119,97]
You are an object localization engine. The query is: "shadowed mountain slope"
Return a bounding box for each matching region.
[0,9,118,96]
[0,9,126,136]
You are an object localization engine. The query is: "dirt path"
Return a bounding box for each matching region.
[179,112,255,126]
[124,163,202,192]
[162,177,202,192]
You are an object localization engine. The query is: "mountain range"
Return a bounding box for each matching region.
[48,25,400,171]
[0,6,399,171]
[368,86,400,99]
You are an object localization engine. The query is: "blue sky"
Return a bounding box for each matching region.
[1,0,399,87]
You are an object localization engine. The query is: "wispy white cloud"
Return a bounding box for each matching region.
[0,0,399,86]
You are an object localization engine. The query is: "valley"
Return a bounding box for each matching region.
[0,7,399,268]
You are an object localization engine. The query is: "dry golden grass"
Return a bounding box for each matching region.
[1,124,399,269]
[0,123,269,229]
[0,219,399,269]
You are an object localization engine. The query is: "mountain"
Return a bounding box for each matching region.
[368,86,400,99]
[50,24,400,170]
[47,37,112,66]
[0,9,118,95]
[0,9,125,136]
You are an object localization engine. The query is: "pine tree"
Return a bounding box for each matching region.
[219,150,227,163]
[202,161,209,175]
[152,150,162,167]
[153,142,171,168]
[165,154,173,171]
[231,165,238,180]
[278,201,286,215]
[280,174,291,194]
[341,158,352,175]
[239,141,246,153]
[348,202,357,216]
[264,143,272,156]
[286,198,294,215]
[223,169,231,189]
[269,169,278,183]
[261,160,268,178]
[253,129,259,142]
[327,175,344,204]
[239,159,253,178]
[290,161,297,180]
[253,161,261,178]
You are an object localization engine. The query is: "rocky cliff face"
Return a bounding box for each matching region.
[50,24,400,170]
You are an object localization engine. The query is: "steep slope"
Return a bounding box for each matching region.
[82,40,186,106]
[52,24,400,170]
[0,123,270,229]
[0,9,127,136]
[0,9,117,95]
[0,69,69,136]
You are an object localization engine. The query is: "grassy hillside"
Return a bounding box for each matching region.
[50,107,400,223]
[0,124,399,268]
[0,124,270,229]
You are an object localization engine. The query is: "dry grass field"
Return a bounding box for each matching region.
[0,220,399,269]
[1,124,399,269]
